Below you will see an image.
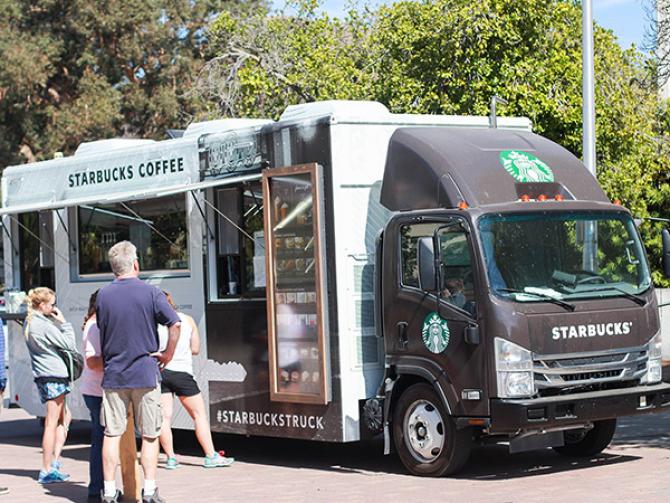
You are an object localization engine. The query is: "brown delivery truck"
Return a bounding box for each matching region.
[373,126,670,475]
[3,101,668,477]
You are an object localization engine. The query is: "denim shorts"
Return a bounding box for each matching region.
[36,380,71,404]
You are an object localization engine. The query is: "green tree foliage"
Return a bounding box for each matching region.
[200,1,373,117]
[203,0,670,284]
[0,0,247,167]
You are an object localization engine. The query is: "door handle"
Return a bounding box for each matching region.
[397,322,408,350]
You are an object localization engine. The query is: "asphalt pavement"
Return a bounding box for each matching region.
[1,401,669,503]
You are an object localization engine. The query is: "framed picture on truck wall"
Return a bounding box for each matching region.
[262,163,330,404]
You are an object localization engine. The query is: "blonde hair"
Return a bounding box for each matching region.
[24,287,56,337]
[108,241,137,276]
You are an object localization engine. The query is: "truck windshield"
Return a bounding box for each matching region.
[478,211,652,303]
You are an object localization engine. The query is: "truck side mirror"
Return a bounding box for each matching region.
[663,229,670,278]
[417,237,437,292]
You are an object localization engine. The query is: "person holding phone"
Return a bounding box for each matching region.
[24,287,76,484]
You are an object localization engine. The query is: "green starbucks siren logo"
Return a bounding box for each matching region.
[499,150,554,183]
[421,312,450,354]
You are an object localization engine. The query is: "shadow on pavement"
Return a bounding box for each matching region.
[454,445,640,481]
[170,427,642,481]
[3,407,665,483]
[43,481,90,503]
[0,468,89,503]
[176,431,408,476]
[611,413,670,449]
[0,417,94,466]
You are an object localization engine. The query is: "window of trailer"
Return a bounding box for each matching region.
[15,211,55,291]
[75,194,189,276]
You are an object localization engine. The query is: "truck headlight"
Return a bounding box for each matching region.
[495,338,535,398]
[642,331,663,384]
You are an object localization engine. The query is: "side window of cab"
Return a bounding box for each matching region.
[399,222,476,316]
[400,223,438,288]
[437,229,476,315]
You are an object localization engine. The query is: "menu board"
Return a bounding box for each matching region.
[263,163,330,404]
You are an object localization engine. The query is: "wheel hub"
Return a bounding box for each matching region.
[404,399,445,463]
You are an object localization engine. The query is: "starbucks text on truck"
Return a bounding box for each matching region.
[68,156,185,188]
[551,322,633,340]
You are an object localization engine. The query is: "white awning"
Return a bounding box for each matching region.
[150,173,262,199]
[0,173,262,215]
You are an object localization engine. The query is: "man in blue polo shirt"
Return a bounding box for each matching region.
[97,241,180,503]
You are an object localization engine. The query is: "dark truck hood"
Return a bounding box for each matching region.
[525,303,658,355]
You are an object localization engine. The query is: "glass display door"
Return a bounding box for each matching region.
[262,163,330,404]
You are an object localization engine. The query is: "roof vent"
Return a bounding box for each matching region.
[166,129,184,139]
[279,100,390,123]
[183,119,272,138]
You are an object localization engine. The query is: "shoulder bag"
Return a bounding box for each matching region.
[55,347,84,382]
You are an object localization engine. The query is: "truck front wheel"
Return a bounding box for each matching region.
[552,419,617,457]
[393,383,472,477]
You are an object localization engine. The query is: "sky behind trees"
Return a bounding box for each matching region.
[272,0,649,49]
[594,0,646,48]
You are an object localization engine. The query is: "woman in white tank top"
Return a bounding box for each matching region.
[158,292,234,469]
[163,312,194,375]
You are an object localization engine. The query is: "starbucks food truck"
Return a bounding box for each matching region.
[3,100,670,476]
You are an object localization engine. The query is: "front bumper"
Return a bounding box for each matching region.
[489,382,670,433]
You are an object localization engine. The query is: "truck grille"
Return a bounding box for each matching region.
[534,346,647,395]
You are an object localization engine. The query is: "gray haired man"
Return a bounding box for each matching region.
[97,241,181,503]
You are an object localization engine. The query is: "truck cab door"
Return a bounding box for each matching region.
[382,214,489,417]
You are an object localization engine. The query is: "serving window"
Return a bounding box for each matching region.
[211,180,265,298]
[76,194,188,275]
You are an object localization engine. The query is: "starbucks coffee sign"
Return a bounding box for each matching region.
[421,312,450,354]
[499,150,554,183]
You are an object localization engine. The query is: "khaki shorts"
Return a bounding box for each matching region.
[102,386,162,438]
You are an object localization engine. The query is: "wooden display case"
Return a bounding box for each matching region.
[262,163,330,404]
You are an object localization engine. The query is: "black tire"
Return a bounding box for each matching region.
[552,419,617,457]
[392,383,472,477]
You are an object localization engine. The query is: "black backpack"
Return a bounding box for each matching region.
[56,347,84,382]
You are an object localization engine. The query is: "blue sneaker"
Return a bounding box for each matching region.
[50,459,62,471]
[165,457,179,470]
[38,469,70,484]
[53,466,70,480]
[203,452,234,468]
